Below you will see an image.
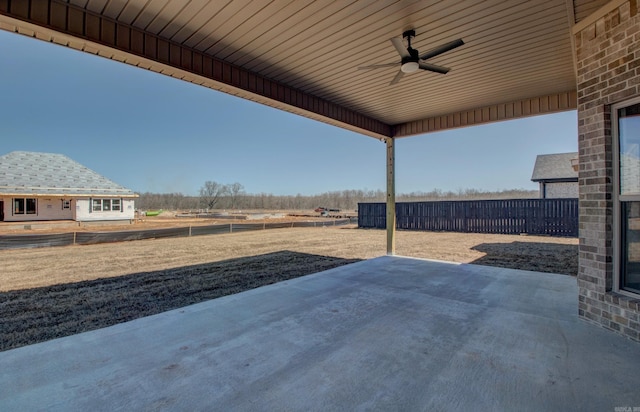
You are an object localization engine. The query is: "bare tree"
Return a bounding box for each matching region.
[199,181,227,210]
[228,182,245,210]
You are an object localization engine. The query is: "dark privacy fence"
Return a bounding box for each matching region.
[358,199,578,237]
[0,218,358,250]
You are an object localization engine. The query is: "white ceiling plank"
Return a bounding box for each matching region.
[102,0,129,19]
[130,0,171,29]
[116,0,153,25]
[190,1,274,53]
[84,0,109,14]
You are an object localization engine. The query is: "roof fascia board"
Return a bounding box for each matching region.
[393,91,577,138]
[0,193,139,198]
[0,185,134,193]
[531,178,579,183]
[0,3,392,140]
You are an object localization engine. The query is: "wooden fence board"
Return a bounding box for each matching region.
[358,199,578,237]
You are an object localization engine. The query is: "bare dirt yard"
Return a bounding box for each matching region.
[0,225,578,351]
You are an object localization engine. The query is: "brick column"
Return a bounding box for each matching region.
[575,0,640,341]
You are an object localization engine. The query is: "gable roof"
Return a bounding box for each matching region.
[531,152,579,182]
[0,151,136,197]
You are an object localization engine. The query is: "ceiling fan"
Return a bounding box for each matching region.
[358,30,464,85]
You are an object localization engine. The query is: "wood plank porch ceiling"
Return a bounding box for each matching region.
[0,0,608,139]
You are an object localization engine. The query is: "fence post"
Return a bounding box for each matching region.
[525,200,532,234]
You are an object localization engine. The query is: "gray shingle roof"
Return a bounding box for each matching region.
[531,152,579,182]
[0,151,136,196]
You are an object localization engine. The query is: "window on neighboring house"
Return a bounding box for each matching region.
[615,99,640,295]
[62,200,70,209]
[91,198,122,212]
[13,198,37,215]
[26,199,36,214]
[14,198,24,214]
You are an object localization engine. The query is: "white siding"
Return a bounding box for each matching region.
[544,182,578,198]
[0,197,74,222]
[75,198,135,221]
[1,197,134,222]
[1,197,136,222]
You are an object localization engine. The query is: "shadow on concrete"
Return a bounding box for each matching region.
[0,251,361,352]
[470,241,578,276]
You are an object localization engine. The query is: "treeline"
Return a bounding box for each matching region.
[136,188,538,211]
[398,188,538,202]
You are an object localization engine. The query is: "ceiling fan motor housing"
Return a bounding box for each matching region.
[400,57,420,73]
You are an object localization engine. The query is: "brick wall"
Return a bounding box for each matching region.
[575,0,640,341]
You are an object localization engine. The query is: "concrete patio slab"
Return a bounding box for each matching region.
[1,256,638,411]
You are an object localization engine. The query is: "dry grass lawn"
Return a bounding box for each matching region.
[0,226,578,351]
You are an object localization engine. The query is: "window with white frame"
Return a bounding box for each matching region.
[13,198,37,215]
[62,200,70,209]
[92,198,122,212]
[615,99,640,295]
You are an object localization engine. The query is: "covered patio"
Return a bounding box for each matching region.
[2,1,639,338]
[0,1,639,408]
[1,256,638,410]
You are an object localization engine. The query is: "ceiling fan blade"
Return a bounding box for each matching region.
[419,38,464,60]
[358,62,398,69]
[390,70,404,85]
[390,37,409,58]
[419,62,450,74]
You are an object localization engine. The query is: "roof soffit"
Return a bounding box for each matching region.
[0,0,610,138]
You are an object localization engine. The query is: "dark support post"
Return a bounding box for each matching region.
[386,137,396,255]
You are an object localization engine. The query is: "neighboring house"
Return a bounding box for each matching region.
[0,151,137,222]
[531,152,579,199]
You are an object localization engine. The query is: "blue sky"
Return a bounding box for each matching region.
[0,30,578,196]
